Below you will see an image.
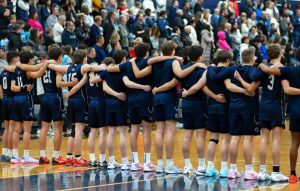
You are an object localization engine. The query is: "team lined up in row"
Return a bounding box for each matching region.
[1,41,300,183]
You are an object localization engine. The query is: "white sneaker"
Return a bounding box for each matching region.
[271,172,288,182]
[183,166,195,174]
[165,164,183,174]
[196,166,206,176]
[156,164,165,173]
[258,171,271,181]
[23,157,39,164]
[107,162,121,169]
[121,162,130,170]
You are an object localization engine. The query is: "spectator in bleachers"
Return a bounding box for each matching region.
[62,21,79,49]
[16,0,29,21]
[118,14,129,50]
[194,0,203,15]
[102,11,117,47]
[8,24,23,51]
[157,10,170,40]
[293,9,300,48]
[53,15,65,45]
[0,0,11,31]
[201,24,214,64]
[93,34,106,64]
[89,16,103,46]
[168,0,178,25]
[28,8,44,34]
[39,0,51,30]
[183,1,192,23]
[46,4,58,29]
[144,9,155,29]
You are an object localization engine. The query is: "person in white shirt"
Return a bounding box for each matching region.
[53,15,65,44]
[46,4,59,29]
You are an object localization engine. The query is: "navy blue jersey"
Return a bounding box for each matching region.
[41,69,60,94]
[253,64,284,119]
[13,67,34,95]
[152,59,178,106]
[180,62,207,112]
[119,58,152,107]
[0,70,14,96]
[209,65,257,114]
[67,64,86,98]
[280,66,300,118]
[102,70,127,112]
[206,66,229,115]
[87,71,106,98]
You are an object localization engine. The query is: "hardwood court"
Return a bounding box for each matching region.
[0,121,299,191]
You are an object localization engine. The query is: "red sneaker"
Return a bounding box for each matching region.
[52,156,66,165]
[289,174,299,183]
[39,157,50,164]
[65,158,73,166]
[73,158,88,167]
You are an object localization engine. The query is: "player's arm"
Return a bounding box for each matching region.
[172,60,207,78]
[259,64,281,76]
[16,62,44,72]
[56,73,78,88]
[131,58,152,78]
[152,78,179,95]
[65,74,87,99]
[122,76,151,92]
[234,71,260,94]
[103,80,126,101]
[281,80,300,95]
[48,64,69,74]
[147,56,183,65]
[90,64,108,72]
[224,79,252,95]
[10,80,32,93]
[182,71,207,97]
[26,62,50,79]
[0,85,3,99]
[202,86,226,103]
[107,65,121,72]
[89,72,103,84]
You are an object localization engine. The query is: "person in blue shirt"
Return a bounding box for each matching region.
[0,51,19,162]
[255,48,300,183]
[93,34,106,64]
[157,11,171,40]
[293,9,300,48]
[235,44,288,182]
[61,21,79,50]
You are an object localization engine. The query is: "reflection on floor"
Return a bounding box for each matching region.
[0,167,296,191]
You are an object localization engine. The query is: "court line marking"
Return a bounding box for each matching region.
[57,175,182,191]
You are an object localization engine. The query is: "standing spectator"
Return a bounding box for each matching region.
[142,0,155,13]
[74,19,88,45]
[133,13,146,39]
[44,28,54,50]
[194,0,203,15]
[157,10,171,40]
[170,26,183,56]
[16,0,30,21]
[0,0,11,31]
[240,36,249,63]
[118,15,129,50]
[229,0,239,17]
[167,0,178,25]
[27,28,44,54]
[172,9,185,31]
[150,25,160,50]
[247,12,257,28]
[217,31,230,51]
[39,0,51,30]
[81,5,93,28]
[87,47,96,63]
[53,15,65,45]
[279,14,290,41]
[102,11,117,47]
[211,8,220,41]
[131,1,141,16]
[239,0,254,17]
[182,1,192,23]
[92,0,101,16]
[144,9,155,29]
[241,16,249,37]
[8,24,23,51]
[89,16,103,46]
[293,9,300,48]
[201,24,214,64]
[46,4,58,29]
[187,21,199,45]
[27,8,44,33]
[62,21,79,49]
[93,34,106,64]
[224,23,232,47]
[230,21,242,62]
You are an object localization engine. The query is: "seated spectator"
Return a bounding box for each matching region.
[7,15,16,31]
[26,28,44,55]
[81,5,93,28]
[46,4,59,29]
[217,30,230,51]
[27,8,44,34]
[62,45,73,65]
[44,28,54,50]
[62,21,79,49]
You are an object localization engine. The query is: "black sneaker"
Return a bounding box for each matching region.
[99,160,108,168]
[89,160,98,167]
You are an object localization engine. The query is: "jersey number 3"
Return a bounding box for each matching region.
[268,75,274,90]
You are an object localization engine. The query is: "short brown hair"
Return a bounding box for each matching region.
[267,44,281,59]
[161,41,177,56]
[241,48,255,64]
[73,49,87,64]
[216,50,233,63]
[48,46,63,60]
[102,57,115,66]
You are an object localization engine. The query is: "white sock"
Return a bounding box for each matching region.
[184,159,192,167]
[40,150,46,158]
[245,164,253,172]
[122,157,128,164]
[67,154,73,159]
[24,150,30,158]
[230,164,237,170]
[198,158,206,168]
[13,149,19,158]
[7,149,12,157]
[132,152,139,163]
[167,159,174,166]
[53,151,60,159]
[260,164,266,173]
[2,148,7,156]
[90,153,96,162]
[109,156,116,163]
[207,161,214,169]
[76,155,82,160]
[157,159,164,166]
[221,161,228,169]
[99,154,106,162]
[144,152,151,164]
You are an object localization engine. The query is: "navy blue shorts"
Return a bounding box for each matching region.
[11,95,34,122]
[290,118,300,132]
[229,114,260,136]
[259,119,285,130]
[1,96,14,121]
[182,112,207,130]
[129,106,152,124]
[88,97,106,128]
[153,104,178,121]
[68,97,87,124]
[40,94,64,123]
[106,112,128,126]
[207,114,229,133]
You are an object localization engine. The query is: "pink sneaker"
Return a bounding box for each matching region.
[228,169,241,179]
[244,170,258,180]
[23,157,39,164]
[11,157,24,164]
[130,162,143,171]
[144,162,156,172]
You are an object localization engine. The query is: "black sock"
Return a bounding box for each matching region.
[67,153,72,156]
[75,155,81,158]
[291,170,296,176]
[273,165,280,172]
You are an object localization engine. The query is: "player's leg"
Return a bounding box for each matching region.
[119,125,129,170]
[196,128,207,175]
[228,135,241,178]
[155,121,165,173]
[107,126,117,169]
[99,127,108,167]
[142,120,156,171]
[88,128,99,167]
[1,120,9,161]
[23,120,38,163]
[182,129,195,174]
[220,133,231,177]
[39,121,51,164]
[52,121,65,164]
[258,128,271,180]
[65,126,75,166]
[73,122,87,167]
[11,121,22,163]
[7,120,15,161]
[130,124,141,165]
[243,135,256,179]
[206,132,219,176]
[289,131,300,183]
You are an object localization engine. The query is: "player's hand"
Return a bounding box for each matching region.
[244,90,255,97]
[129,58,136,64]
[63,94,69,101]
[26,84,33,92]
[116,92,126,101]
[152,87,158,95]
[258,63,268,71]
[182,88,188,97]
[71,78,78,86]
[142,85,151,92]
[213,94,226,103]
[4,9,10,17]
[174,56,184,64]
[195,63,207,69]
[234,71,242,81]
[47,59,56,65]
